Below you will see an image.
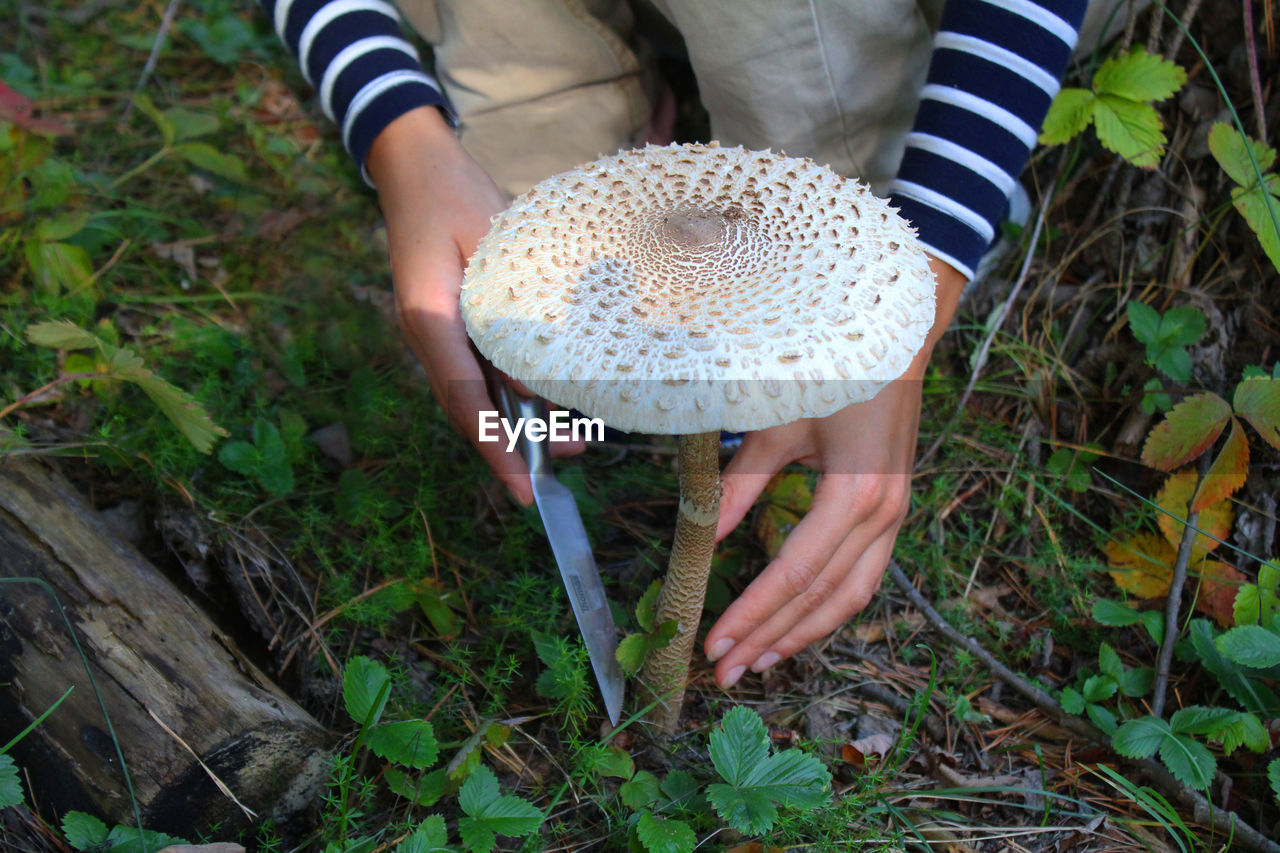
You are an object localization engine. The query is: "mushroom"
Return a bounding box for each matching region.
[461,142,935,732]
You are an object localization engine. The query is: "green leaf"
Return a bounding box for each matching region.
[1092,598,1145,627]
[1268,758,1280,805]
[635,811,696,853]
[35,210,89,241]
[61,811,109,849]
[1159,733,1216,790]
[25,319,102,351]
[457,766,543,851]
[709,706,770,787]
[637,580,662,633]
[1039,87,1096,145]
[739,748,831,811]
[1208,122,1277,188]
[366,720,439,769]
[0,754,23,809]
[1170,705,1237,736]
[218,440,258,474]
[132,93,174,146]
[1086,703,1118,735]
[163,107,220,142]
[1117,666,1154,698]
[1092,46,1186,103]
[1112,716,1170,759]
[1233,178,1280,274]
[395,816,450,853]
[26,239,93,292]
[1210,711,1269,755]
[1082,674,1118,704]
[1189,619,1280,714]
[1098,643,1123,679]
[1233,377,1280,452]
[343,655,391,726]
[385,767,446,807]
[107,348,228,453]
[705,784,779,837]
[1060,687,1085,715]
[1141,610,1165,644]
[1152,343,1193,384]
[174,141,249,182]
[620,769,662,810]
[616,632,652,677]
[1217,625,1280,668]
[1140,392,1231,470]
[1127,302,1161,347]
[1235,584,1262,626]
[1093,94,1165,168]
[1160,306,1207,347]
[578,743,633,780]
[250,418,294,495]
[659,770,703,812]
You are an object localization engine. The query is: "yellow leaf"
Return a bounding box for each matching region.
[1103,533,1176,598]
[1156,469,1234,557]
[1191,418,1249,511]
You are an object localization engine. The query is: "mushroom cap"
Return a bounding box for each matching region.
[461,143,936,434]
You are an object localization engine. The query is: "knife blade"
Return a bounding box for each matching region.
[489,377,625,725]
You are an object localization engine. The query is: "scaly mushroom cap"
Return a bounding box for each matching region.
[461,143,936,434]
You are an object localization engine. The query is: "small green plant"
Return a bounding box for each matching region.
[1039,46,1186,168]
[1126,302,1205,385]
[615,580,677,676]
[1208,122,1280,273]
[218,413,305,496]
[12,320,227,453]
[1060,642,1154,734]
[1112,705,1269,789]
[60,811,188,853]
[530,632,594,733]
[1046,444,1101,492]
[334,655,543,852]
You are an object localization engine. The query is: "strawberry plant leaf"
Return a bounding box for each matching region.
[1269,758,1280,805]
[385,767,446,807]
[25,319,103,352]
[1060,687,1085,714]
[1093,94,1165,168]
[1156,470,1234,557]
[620,770,662,810]
[343,655,391,726]
[1141,392,1231,470]
[1117,666,1154,698]
[1191,418,1249,510]
[1209,122,1277,186]
[1212,711,1269,755]
[1169,705,1237,735]
[366,720,439,769]
[1098,643,1123,679]
[636,580,662,633]
[1127,301,1161,346]
[1092,46,1187,103]
[107,347,229,453]
[25,239,93,292]
[577,743,633,780]
[616,632,651,677]
[1112,716,1169,758]
[1233,377,1280,451]
[1159,733,1216,790]
[705,784,779,837]
[1102,533,1175,597]
[1082,674,1118,704]
[395,816,450,853]
[635,811,696,853]
[1039,87,1096,144]
[1087,703,1118,734]
[1160,306,1207,347]
[709,706,770,786]
[1189,619,1280,713]
[1231,175,1280,273]
[457,766,543,853]
[61,811,109,849]
[1216,625,1280,668]
[0,755,23,809]
[1092,598,1145,627]
[659,770,703,812]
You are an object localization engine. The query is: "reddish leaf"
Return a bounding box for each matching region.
[1234,377,1280,451]
[1156,470,1235,557]
[1102,533,1175,598]
[1195,560,1248,628]
[0,81,71,136]
[1191,418,1249,512]
[1141,392,1232,470]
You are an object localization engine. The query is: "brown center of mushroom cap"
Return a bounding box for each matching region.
[461,143,937,433]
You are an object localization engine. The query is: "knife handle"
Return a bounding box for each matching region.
[484,365,553,478]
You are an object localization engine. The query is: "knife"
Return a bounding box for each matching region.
[488,375,625,725]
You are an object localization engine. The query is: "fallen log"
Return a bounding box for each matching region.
[0,457,328,836]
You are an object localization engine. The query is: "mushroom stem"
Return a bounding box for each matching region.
[640,431,721,733]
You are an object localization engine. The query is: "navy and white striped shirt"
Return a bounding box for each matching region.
[258,0,1085,278]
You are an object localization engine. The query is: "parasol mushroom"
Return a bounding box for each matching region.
[461,142,935,732]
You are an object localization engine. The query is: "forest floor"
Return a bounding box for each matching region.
[2,1,1279,851]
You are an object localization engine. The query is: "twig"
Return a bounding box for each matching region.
[1152,497,1203,718]
[120,0,182,125]
[1165,0,1204,61]
[917,186,1054,469]
[886,559,1280,853]
[0,373,101,422]
[1244,0,1269,141]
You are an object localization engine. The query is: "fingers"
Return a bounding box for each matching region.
[706,473,910,688]
[715,431,796,541]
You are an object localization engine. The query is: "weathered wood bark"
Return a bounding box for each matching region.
[0,457,328,835]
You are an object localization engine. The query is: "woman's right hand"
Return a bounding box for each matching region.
[366,106,580,505]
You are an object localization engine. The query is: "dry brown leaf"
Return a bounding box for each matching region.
[1102,533,1176,598]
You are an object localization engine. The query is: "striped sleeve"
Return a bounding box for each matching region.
[887,0,1088,279]
[257,0,453,180]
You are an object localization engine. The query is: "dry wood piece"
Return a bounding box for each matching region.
[0,458,327,835]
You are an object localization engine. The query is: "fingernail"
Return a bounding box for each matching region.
[751,651,781,673]
[721,665,746,689]
[708,638,735,661]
